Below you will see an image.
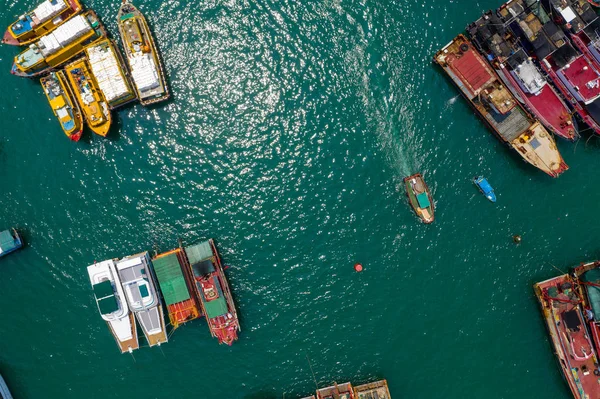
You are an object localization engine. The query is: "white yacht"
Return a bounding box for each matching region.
[87,259,139,353]
[116,252,168,347]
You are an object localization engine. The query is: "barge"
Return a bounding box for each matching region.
[534,274,600,399]
[434,34,568,177]
[152,248,201,329]
[184,239,240,345]
[11,11,106,78]
[3,0,82,46]
[116,1,169,105]
[353,380,391,399]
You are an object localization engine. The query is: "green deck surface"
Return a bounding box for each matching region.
[152,253,190,305]
[185,241,213,265]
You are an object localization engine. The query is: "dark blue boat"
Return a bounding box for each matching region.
[0,228,23,258]
[473,176,496,203]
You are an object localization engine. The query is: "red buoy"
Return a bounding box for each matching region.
[354,263,363,272]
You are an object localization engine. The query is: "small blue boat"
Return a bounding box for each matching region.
[473,176,496,202]
[0,228,23,258]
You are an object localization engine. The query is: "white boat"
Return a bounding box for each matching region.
[87,259,139,353]
[0,373,13,399]
[116,252,168,347]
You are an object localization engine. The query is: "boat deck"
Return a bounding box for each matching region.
[558,55,600,103]
[317,383,354,399]
[445,45,495,96]
[523,84,576,139]
[353,380,391,399]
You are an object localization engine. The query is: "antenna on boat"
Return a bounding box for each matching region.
[549,263,567,275]
[306,354,319,390]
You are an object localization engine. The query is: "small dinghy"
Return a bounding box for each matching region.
[404,173,434,224]
[473,176,496,202]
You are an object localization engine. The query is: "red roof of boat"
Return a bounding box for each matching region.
[560,56,600,102]
[447,45,495,96]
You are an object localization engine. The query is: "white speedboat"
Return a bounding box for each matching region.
[116,252,168,347]
[87,259,139,353]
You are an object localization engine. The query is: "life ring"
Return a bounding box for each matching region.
[460,43,469,52]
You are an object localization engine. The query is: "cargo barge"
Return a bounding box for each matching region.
[152,248,201,329]
[84,39,137,109]
[11,11,106,78]
[534,274,600,399]
[467,8,579,141]
[2,0,82,46]
[353,380,391,399]
[434,34,568,177]
[116,1,169,106]
[183,239,240,345]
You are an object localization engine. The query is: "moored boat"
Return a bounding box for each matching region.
[11,11,106,78]
[116,252,168,347]
[434,34,568,177]
[317,382,355,399]
[85,39,137,109]
[65,57,112,137]
[2,0,82,46]
[502,0,600,135]
[573,261,600,356]
[87,259,139,353]
[473,176,496,202]
[0,229,23,259]
[184,239,240,345]
[152,248,201,329]
[0,373,13,399]
[353,380,391,399]
[116,1,169,105]
[534,274,600,399]
[467,10,579,141]
[403,173,434,223]
[40,71,83,141]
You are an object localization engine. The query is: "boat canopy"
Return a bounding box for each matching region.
[152,253,190,305]
[93,280,119,315]
[582,269,600,321]
[416,192,430,208]
[0,230,17,253]
[477,178,494,194]
[185,241,213,264]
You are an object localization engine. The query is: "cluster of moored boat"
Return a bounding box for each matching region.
[3,0,169,141]
[300,379,391,399]
[434,0,600,178]
[87,239,239,353]
[535,262,600,399]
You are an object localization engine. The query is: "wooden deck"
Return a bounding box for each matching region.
[353,380,391,399]
[109,313,139,353]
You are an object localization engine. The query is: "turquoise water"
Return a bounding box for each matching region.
[0,0,599,397]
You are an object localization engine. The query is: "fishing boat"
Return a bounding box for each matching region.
[534,274,600,399]
[40,71,83,141]
[87,259,139,353]
[0,373,13,399]
[467,9,579,141]
[11,11,106,78]
[116,252,168,347]
[85,39,136,109]
[152,248,200,329]
[434,34,568,177]
[116,1,169,105]
[473,176,496,202]
[403,173,434,224]
[65,57,111,137]
[573,261,600,354]
[501,0,600,135]
[353,380,391,399]
[0,229,23,259]
[184,239,240,345]
[317,382,355,399]
[2,0,82,46]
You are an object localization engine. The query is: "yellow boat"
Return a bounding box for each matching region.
[3,0,82,46]
[117,1,169,105]
[65,58,111,137]
[84,39,137,109]
[11,11,106,78]
[40,71,83,141]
